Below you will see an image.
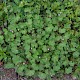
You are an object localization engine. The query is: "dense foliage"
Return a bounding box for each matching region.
[0,0,80,79]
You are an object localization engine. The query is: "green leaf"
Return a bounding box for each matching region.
[73,51,80,58]
[42,45,47,52]
[48,40,55,46]
[54,65,60,71]
[31,64,39,70]
[58,16,63,21]
[24,8,31,13]
[59,28,66,33]
[0,35,4,44]
[11,47,19,54]
[38,72,46,79]
[50,69,55,76]
[16,65,25,76]
[65,67,72,74]
[24,44,30,52]
[3,28,8,35]
[64,32,70,39]
[14,0,19,4]
[4,63,14,69]
[0,50,7,61]
[52,55,59,62]
[25,70,35,76]
[53,26,58,31]
[12,55,25,65]
[52,17,58,24]
[63,60,69,66]
[45,25,53,32]
[69,61,74,67]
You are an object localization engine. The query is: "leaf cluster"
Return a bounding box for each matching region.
[0,0,80,79]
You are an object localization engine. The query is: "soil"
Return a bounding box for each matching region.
[0,61,78,80]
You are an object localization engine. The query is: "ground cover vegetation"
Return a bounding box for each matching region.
[0,0,80,80]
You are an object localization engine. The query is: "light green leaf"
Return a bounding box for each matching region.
[38,72,46,79]
[42,45,47,52]
[73,51,80,58]
[12,56,25,65]
[65,67,72,74]
[0,35,4,44]
[16,65,25,76]
[59,28,66,33]
[26,70,35,76]
[45,25,53,32]
[4,63,14,69]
